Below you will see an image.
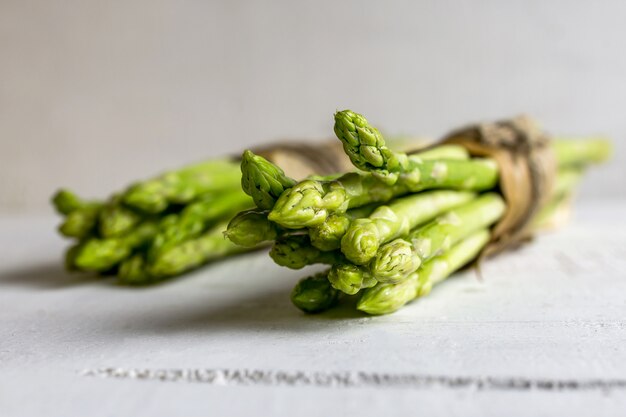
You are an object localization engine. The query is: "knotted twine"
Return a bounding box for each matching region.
[439,115,557,258]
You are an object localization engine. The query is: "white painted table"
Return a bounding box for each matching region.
[1,202,625,416]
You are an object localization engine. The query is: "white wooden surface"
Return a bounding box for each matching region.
[1,201,626,416]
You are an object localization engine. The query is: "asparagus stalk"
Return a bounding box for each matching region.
[407,144,469,161]
[552,139,613,168]
[231,145,470,248]
[122,159,242,213]
[358,229,491,315]
[146,221,247,279]
[268,158,498,229]
[327,174,579,310]
[267,126,498,231]
[551,168,583,198]
[290,270,340,313]
[357,171,586,316]
[64,242,83,272]
[340,190,476,265]
[333,109,395,176]
[364,168,581,283]
[305,146,471,251]
[532,193,573,230]
[147,189,252,261]
[327,263,377,295]
[370,193,505,283]
[117,253,151,284]
[240,150,297,210]
[58,203,103,239]
[335,109,612,179]
[52,189,88,215]
[73,221,158,271]
[224,209,282,247]
[119,219,255,285]
[334,110,481,184]
[269,236,344,269]
[530,168,583,229]
[308,204,377,251]
[98,196,141,238]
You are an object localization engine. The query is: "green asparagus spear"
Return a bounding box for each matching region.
[291,270,340,313]
[305,145,470,252]
[366,168,581,284]
[327,263,376,295]
[358,229,490,315]
[413,229,491,296]
[336,109,612,182]
[148,221,247,278]
[551,168,583,198]
[74,221,158,271]
[58,203,103,239]
[269,236,344,269]
[270,235,376,294]
[117,253,151,284]
[64,242,84,272]
[268,158,498,229]
[52,189,87,215]
[333,109,399,177]
[98,196,141,238]
[356,273,419,315]
[530,168,584,229]
[308,204,378,251]
[147,189,252,261]
[334,110,472,184]
[341,190,476,265]
[122,159,242,213]
[552,139,612,168]
[224,209,282,247]
[370,193,505,283]
[240,150,297,210]
[53,190,139,239]
[53,188,103,239]
[532,194,569,230]
[368,239,418,284]
[406,144,469,161]
[267,128,496,230]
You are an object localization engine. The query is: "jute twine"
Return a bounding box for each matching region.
[440,115,557,257]
[252,141,354,179]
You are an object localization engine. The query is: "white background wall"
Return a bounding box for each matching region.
[1,0,624,211]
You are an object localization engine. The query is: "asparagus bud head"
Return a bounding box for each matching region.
[340,219,381,265]
[268,180,347,228]
[357,275,419,315]
[370,238,421,283]
[334,110,406,184]
[270,236,323,269]
[291,271,339,313]
[309,213,351,251]
[225,210,278,247]
[52,189,84,215]
[328,263,372,295]
[240,150,296,210]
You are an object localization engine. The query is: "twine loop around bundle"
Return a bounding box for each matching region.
[441,115,557,257]
[252,141,354,179]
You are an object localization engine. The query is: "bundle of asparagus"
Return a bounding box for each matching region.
[226,110,611,315]
[51,158,256,284]
[51,143,358,285]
